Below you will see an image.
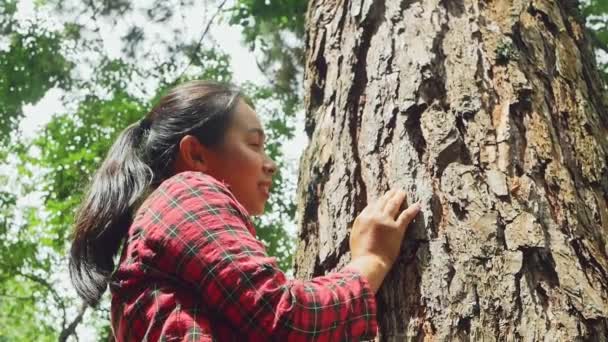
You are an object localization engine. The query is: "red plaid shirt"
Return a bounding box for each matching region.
[110,171,378,341]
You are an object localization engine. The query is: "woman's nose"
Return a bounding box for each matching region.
[263,157,277,175]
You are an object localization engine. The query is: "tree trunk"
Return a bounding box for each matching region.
[294,0,608,340]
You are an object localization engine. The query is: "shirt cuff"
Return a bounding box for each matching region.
[340,265,379,338]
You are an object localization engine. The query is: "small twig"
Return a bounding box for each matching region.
[255,58,279,88]
[58,301,88,342]
[173,0,229,83]
[0,293,36,301]
[0,262,68,333]
[18,271,68,325]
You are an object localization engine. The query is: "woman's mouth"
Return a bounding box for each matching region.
[259,182,271,197]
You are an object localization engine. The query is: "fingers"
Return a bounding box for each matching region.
[374,189,396,210]
[384,190,406,218]
[396,201,422,229]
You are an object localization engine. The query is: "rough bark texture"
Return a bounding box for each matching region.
[294,0,608,340]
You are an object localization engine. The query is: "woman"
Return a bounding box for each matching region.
[69,80,421,341]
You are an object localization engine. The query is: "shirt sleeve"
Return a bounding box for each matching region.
[142,172,378,341]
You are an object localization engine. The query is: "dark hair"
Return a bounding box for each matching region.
[69,80,243,306]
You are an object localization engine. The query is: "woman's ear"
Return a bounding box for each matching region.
[174,135,208,173]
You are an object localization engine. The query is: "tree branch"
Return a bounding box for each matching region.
[0,293,36,301]
[0,262,68,334]
[58,301,88,342]
[173,0,229,83]
[18,271,67,323]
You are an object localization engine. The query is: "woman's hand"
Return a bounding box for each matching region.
[347,190,421,293]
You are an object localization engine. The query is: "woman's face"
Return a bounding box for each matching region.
[202,100,277,216]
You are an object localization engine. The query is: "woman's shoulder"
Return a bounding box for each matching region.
[161,171,232,195]
[138,171,251,225]
[129,171,255,239]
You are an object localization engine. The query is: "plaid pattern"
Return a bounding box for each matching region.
[110,171,378,341]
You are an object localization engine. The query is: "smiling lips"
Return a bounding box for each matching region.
[259,182,271,196]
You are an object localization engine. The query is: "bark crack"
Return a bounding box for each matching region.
[306,29,327,138]
[571,238,608,291]
[346,0,386,213]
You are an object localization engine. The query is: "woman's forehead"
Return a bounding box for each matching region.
[232,101,263,131]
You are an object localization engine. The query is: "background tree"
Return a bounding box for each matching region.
[295,0,608,340]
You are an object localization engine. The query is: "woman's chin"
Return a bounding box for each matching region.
[250,207,265,217]
[245,203,265,217]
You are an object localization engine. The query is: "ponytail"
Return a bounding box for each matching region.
[69,121,152,306]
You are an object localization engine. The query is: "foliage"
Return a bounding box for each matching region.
[0,17,72,145]
[229,0,307,118]
[230,0,306,40]
[0,190,57,341]
[582,0,608,81]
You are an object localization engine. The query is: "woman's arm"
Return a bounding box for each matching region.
[142,172,420,340]
[346,255,391,294]
[142,172,378,341]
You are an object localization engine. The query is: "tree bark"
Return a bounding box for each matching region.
[295,0,608,340]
